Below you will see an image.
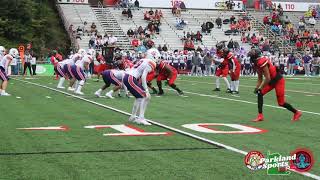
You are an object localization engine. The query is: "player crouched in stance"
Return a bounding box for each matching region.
[213,42,231,93]
[247,49,302,122]
[222,48,241,94]
[94,69,129,99]
[0,48,18,96]
[68,49,95,95]
[156,60,183,96]
[123,49,159,126]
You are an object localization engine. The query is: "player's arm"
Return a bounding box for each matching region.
[141,66,153,93]
[258,66,271,90]
[5,58,13,73]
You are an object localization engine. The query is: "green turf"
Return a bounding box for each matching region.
[0,75,319,180]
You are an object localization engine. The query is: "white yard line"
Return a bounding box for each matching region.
[13,78,320,180]
[178,80,320,95]
[165,88,320,116]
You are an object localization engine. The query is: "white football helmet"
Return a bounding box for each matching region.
[78,48,86,56]
[146,48,161,63]
[0,46,5,55]
[87,49,96,56]
[9,48,19,58]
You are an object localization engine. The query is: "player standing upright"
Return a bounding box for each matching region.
[223,48,241,94]
[123,48,158,125]
[247,49,302,122]
[0,48,18,96]
[213,42,231,93]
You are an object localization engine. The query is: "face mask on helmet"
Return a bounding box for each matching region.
[248,49,261,64]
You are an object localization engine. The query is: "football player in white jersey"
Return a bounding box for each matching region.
[279,54,286,74]
[68,49,94,95]
[123,48,158,125]
[0,48,18,96]
[94,69,129,99]
[0,46,5,60]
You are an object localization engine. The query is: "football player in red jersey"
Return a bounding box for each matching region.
[213,42,231,93]
[247,49,302,122]
[222,48,241,94]
[156,60,183,95]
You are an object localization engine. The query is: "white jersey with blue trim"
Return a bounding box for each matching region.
[71,53,83,63]
[126,58,156,79]
[0,54,13,70]
[58,58,75,66]
[75,54,92,69]
[244,57,251,64]
[111,69,125,80]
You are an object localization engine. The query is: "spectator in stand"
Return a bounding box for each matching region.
[230,15,236,24]
[298,20,306,33]
[127,28,134,37]
[263,16,269,25]
[162,44,168,52]
[148,8,154,16]
[127,8,133,19]
[196,46,203,53]
[227,39,234,49]
[134,0,139,9]
[251,33,259,46]
[69,24,75,35]
[108,34,118,46]
[157,45,162,52]
[91,23,97,34]
[184,38,195,51]
[89,34,96,49]
[195,31,203,43]
[242,0,247,11]
[216,17,222,28]
[296,39,303,51]
[259,0,265,10]
[230,22,238,35]
[302,52,313,76]
[308,17,316,27]
[82,21,88,35]
[144,11,151,20]
[95,35,104,49]
[287,53,296,75]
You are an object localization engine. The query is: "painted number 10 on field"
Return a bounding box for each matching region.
[18,123,267,137]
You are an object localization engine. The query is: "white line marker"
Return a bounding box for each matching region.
[16,96,21,99]
[305,95,314,97]
[14,78,320,180]
[165,88,320,116]
[179,80,320,95]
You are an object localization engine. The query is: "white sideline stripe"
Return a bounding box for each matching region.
[165,88,320,116]
[14,78,320,180]
[179,80,320,95]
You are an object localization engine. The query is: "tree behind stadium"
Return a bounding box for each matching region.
[0,0,70,58]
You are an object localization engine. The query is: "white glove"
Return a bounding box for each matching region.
[145,91,151,99]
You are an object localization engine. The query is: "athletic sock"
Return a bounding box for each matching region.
[258,93,263,113]
[222,77,230,89]
[216,78,220,89]
[170,84,182,93]
[131,98,142,118]
[230,81,235,91]
[282,103,297,113]
[96,89,103,94]
[57,77,65,87]
[235,80,239,91]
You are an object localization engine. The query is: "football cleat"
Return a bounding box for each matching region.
[178,91,184,95]
[157,90,164,96]
[252,113,264,122]
[226,88,232,93]
[0,92,11,96]
[232,91,239,94]
[67,87,75,91]
[128,116,136,122]
[292,111,302,122]
[94,91,101,97]
[134,118,152,126]
[74,91,84,95]
[57,86,65,89]
[213,88,220,91]
[106,92,115,99]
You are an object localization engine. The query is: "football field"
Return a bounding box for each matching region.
[0,76,319,180]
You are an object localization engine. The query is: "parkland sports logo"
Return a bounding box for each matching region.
[244,149,314,175]
[290,148,314,172]
[244,151,265,170]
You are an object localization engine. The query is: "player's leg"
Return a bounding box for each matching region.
[74,67,86,95]
[147,82,158,94]
[275,78,302,121]
[252,84,274,122]
[0,67,10,96]
[56,65,66,89]
[157,80,164,95]
[168,71,183,95]
[223,76,231,93]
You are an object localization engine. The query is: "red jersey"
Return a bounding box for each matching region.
[50,56,58,66]
[256,57,278,79]
[158,61,177,75]
[120,59,134,70]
